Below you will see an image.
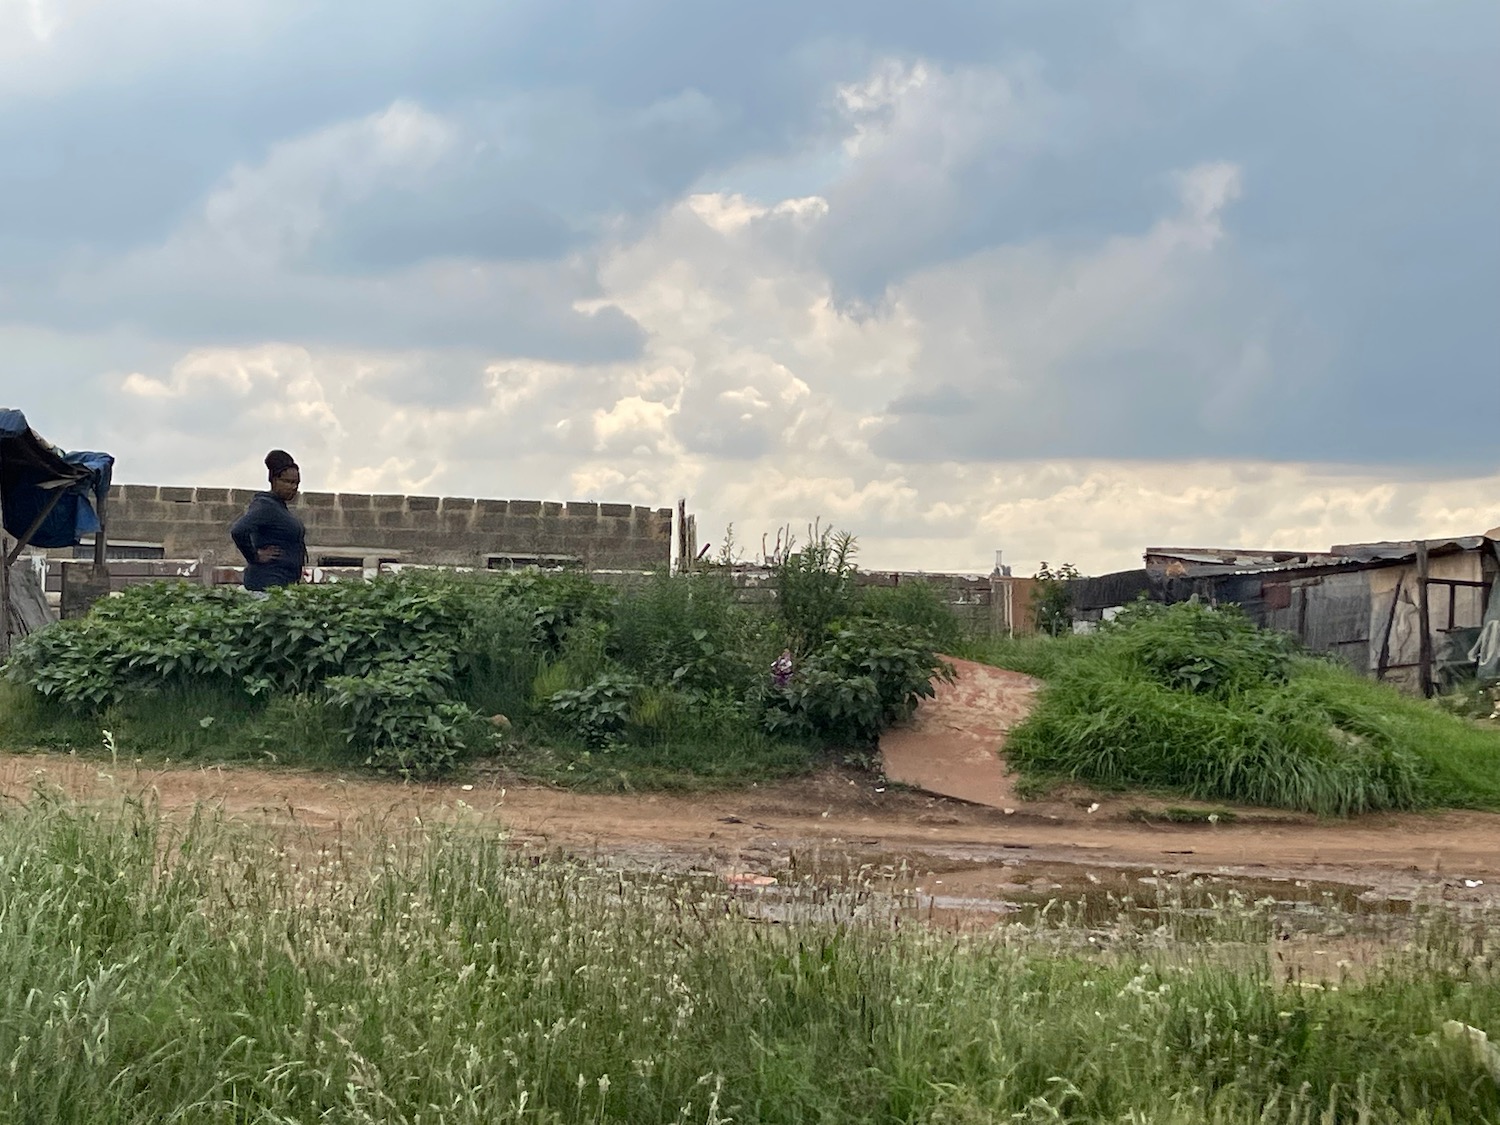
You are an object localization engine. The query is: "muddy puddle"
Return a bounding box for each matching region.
[532,835,1499,985]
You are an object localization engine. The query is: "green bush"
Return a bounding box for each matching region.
[1004,602,1436,814]
[608,571,768,696]
[3,560,959,785]
[766,619,954,746]
[4,578,480,777]
[545,673,641,749]
[324,655,480,775]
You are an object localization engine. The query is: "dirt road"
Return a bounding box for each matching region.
[5,751,1498,908]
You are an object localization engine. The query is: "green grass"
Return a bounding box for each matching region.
[1,792,1499,1123]
[0,681,345,768]
[952,632,1094,679]
[971,603,1500,815]
[1300,662,1500,810]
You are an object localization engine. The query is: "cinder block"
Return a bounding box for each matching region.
[506,515,540,540]
[202,503,243,524]
[378,510,411,529]
[407,495,440,513]
[599,502,632,518]
[230,489,259,505]
[301,491,337,508]
[338,493,373,509]
[441,497,476,512]
[541,501,564,518]
[509,500,541,515]
[477,499,508,515]
[440,511,476,535]
[472,508,509,533]
[120,484,159,502]
[159,486,195,503]
[195,487,230,503]
[342,509,379,531]
[566,501,599,518]
[372,494,405,510]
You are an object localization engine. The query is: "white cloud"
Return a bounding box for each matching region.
[9,36,1496,581]
[196,101,458,265]
[0,0,281,98]
[76,167,1500,577]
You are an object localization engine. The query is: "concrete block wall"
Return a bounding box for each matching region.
[719,566,1040,638]
[98,485,675,570]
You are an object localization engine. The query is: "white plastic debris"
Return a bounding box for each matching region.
[1443,1021,1500,1085]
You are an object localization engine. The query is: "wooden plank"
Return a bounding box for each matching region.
[1375,573,1404,681]
[1417,540,1434,698]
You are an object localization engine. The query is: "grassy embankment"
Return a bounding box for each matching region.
[1,793,1498,1124]
[959,602,1500,815]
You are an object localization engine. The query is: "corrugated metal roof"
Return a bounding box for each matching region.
[1146,547,1333,566]
[1330,536,1489,562]
[1148,537,1492,580]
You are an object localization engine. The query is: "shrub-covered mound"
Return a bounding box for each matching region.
[1004,601,1488,815]
[2,565,952,784]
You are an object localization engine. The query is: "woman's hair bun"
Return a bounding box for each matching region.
[265,449,298,479]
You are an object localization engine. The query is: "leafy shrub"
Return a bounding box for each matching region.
[5,578,479,777]
[1104,600,1299,696]
[766,619,954,746]
[324,656,479,776]
[609,572,766,695]
[546,673,641,749]
[858,579,964,650]
[4,556,962,784]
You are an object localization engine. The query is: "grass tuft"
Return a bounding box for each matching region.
[979,602,1500,814]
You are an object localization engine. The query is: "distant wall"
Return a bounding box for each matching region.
[721,566,1039,638]
[91,485,675,571]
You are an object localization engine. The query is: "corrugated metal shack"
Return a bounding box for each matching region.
[1073,535,1500,695]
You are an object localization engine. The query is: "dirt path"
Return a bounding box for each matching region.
[5,751,1500,908]
[879,657,1038,810]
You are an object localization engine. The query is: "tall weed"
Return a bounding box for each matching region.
[858,579,964,651]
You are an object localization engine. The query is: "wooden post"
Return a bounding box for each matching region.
[93,487,108,573]
[0,534,10,660]
[1416,540,1434,698]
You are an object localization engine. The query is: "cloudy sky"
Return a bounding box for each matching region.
[2,1,1496,574]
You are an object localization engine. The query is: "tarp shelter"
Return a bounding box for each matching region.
[0,409,114,654]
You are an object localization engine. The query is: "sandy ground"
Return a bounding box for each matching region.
[880,657,1040,810]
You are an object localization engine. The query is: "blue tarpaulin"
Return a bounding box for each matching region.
[0,409,114,549]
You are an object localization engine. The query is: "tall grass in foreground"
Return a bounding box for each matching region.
[2,795,1499,1123]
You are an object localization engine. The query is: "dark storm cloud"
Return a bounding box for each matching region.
[0,0,1494,461]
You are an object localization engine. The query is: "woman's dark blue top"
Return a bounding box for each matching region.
[230,493,306,591]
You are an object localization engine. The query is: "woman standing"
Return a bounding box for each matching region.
[230,450,307,591]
